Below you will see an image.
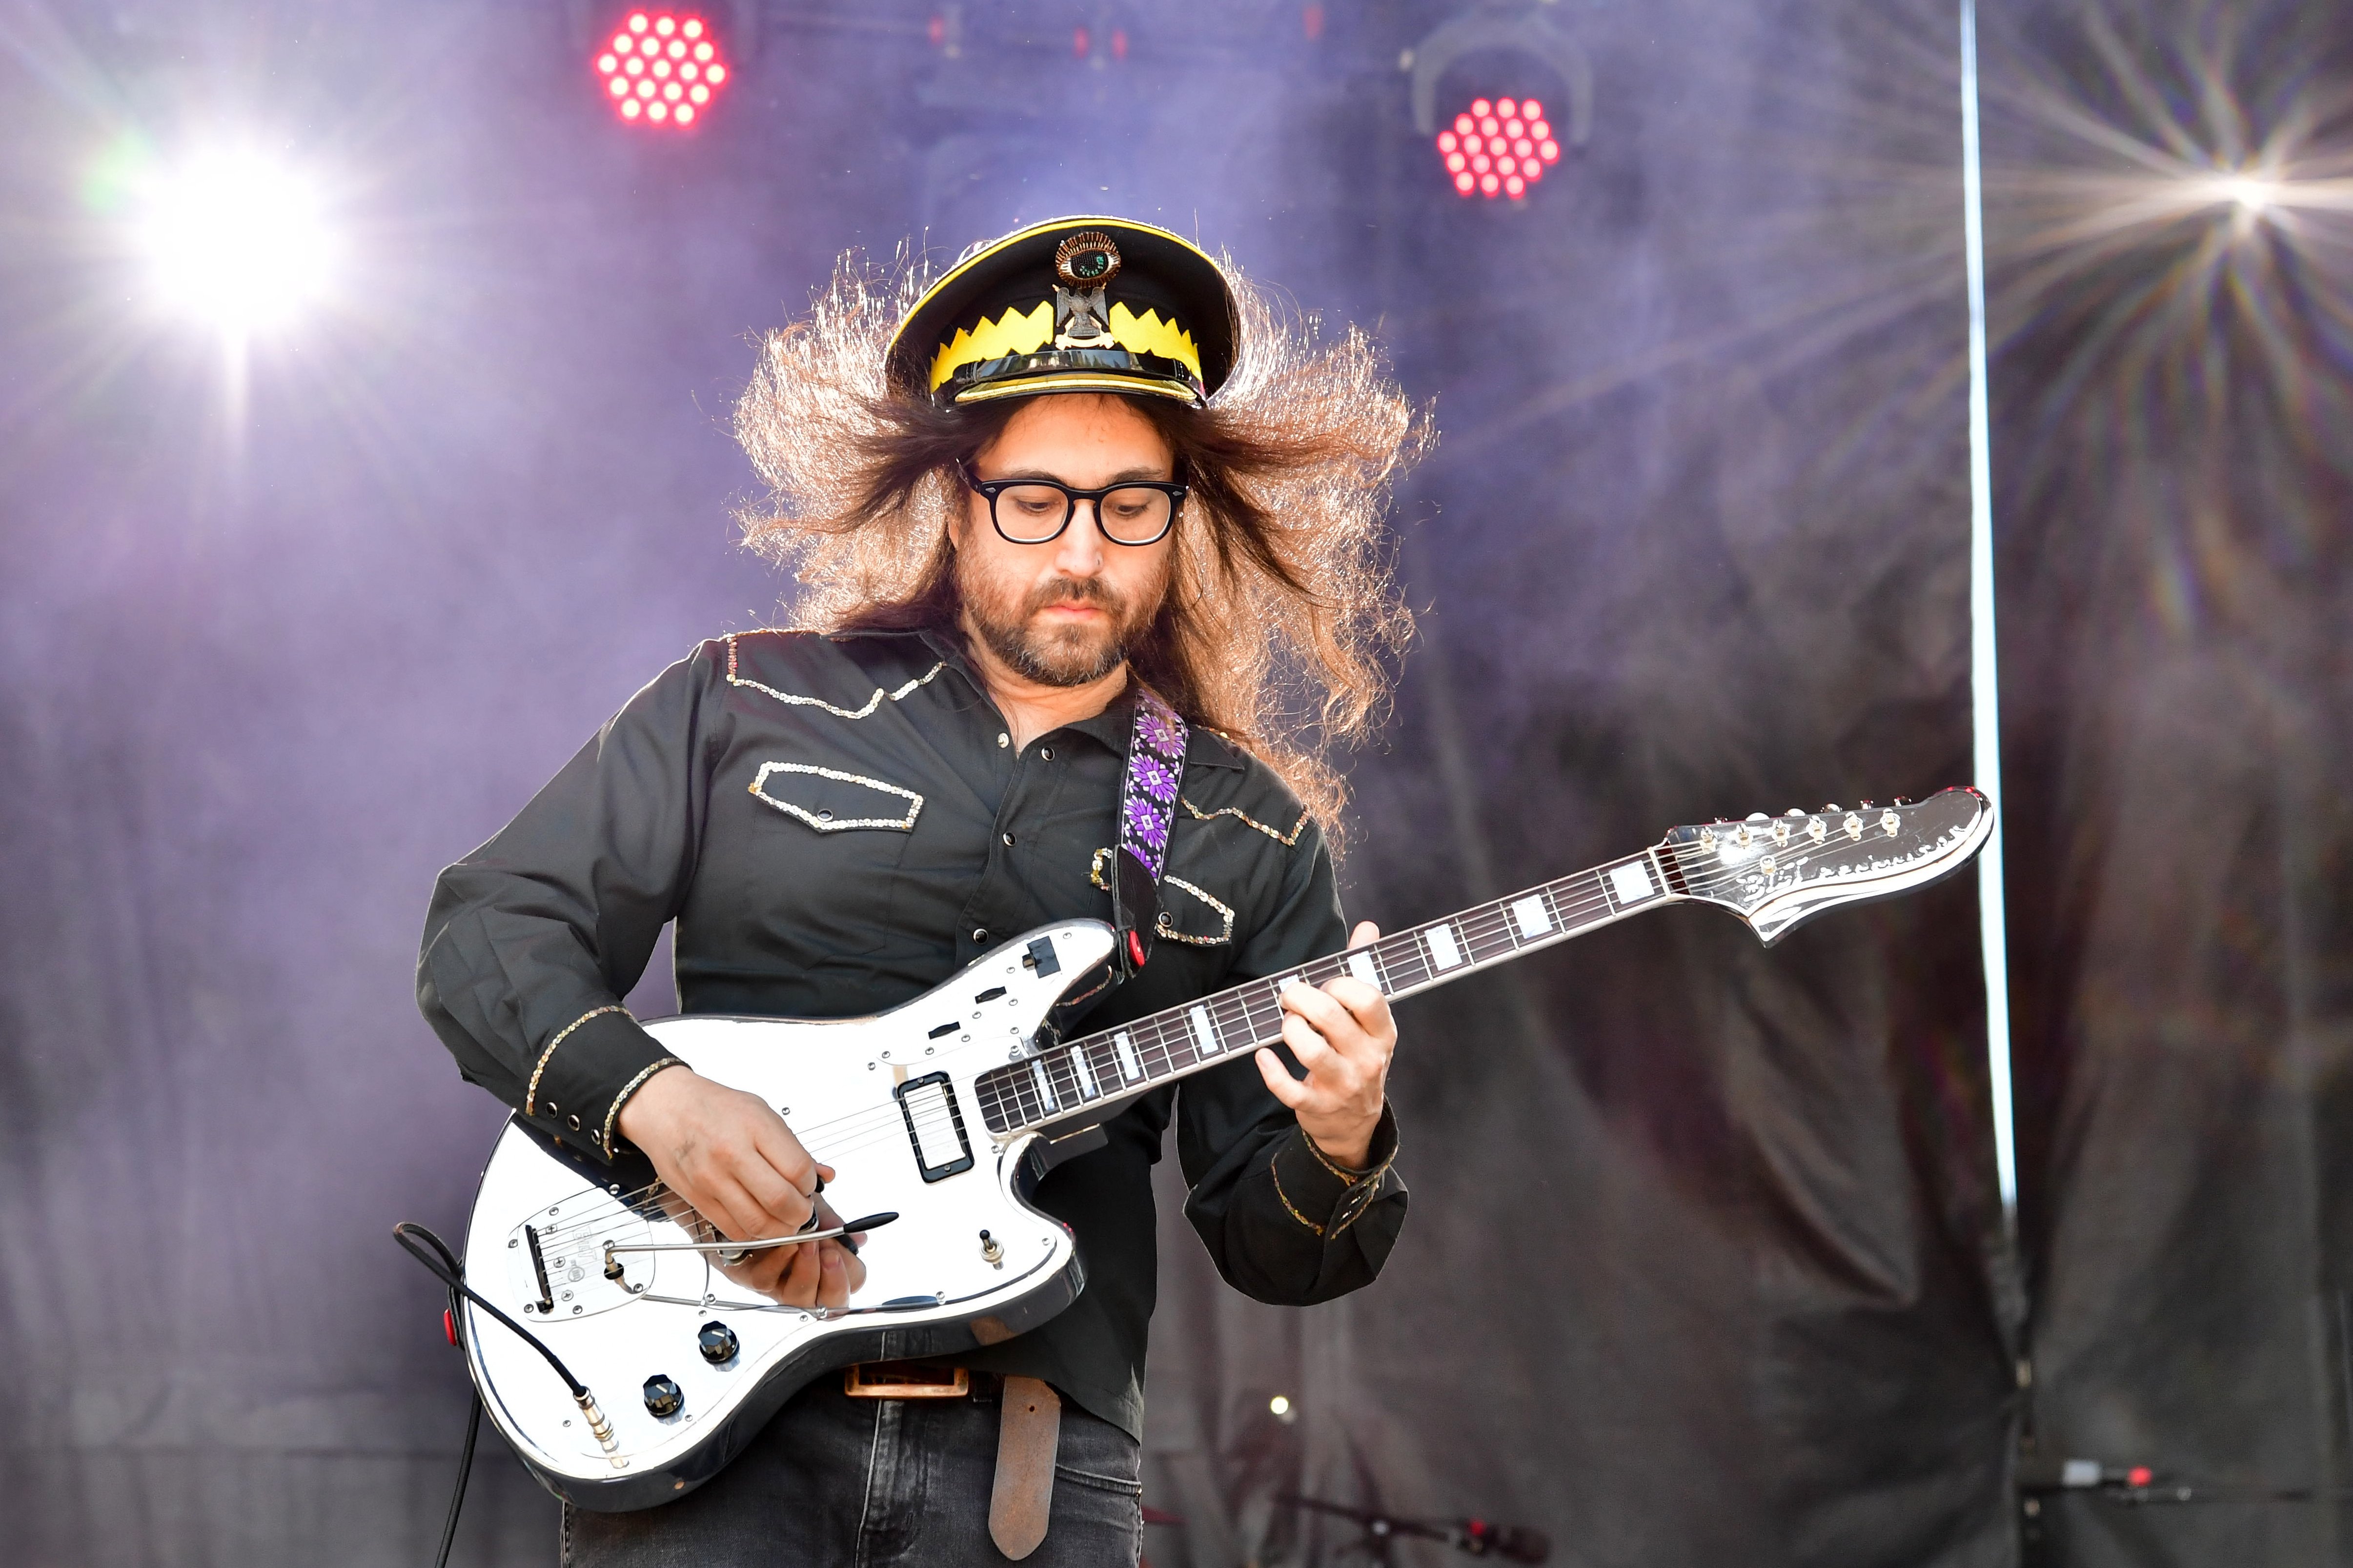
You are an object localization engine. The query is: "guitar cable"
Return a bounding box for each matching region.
[395,1221,592,1568]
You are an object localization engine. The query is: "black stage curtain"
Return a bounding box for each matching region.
[0,2,2344,1566]
[1984,4,2353,1564]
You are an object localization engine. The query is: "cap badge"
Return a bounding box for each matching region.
[1052,231,1121,350]
[1053,232,1122,289]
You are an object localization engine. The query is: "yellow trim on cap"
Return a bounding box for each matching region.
[951,370,1200,405]
[929,301,1204,394]
[929,301,1054,393]
[1106,303,1201,381]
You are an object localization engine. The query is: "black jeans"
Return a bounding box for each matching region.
[561,1382,1143,1567]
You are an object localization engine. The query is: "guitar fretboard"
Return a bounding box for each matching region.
[972,846,1688,1137]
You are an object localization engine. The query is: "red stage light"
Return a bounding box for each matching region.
[595,11,730,130]
[1435,93,1558,201]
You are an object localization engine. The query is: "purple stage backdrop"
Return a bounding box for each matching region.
[1,2,2348,1566]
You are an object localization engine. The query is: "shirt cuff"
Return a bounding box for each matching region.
[524,1005,679,1161]
[1268,1103,1400,1238]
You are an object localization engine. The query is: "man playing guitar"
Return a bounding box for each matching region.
[418,217,1423,1563]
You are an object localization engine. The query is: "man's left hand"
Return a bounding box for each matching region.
[1256,921,1396,1170]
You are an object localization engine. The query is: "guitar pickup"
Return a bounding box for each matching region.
[974,986,1007,1004]
[893,1072,976,1183]
[928,1022,958,1039]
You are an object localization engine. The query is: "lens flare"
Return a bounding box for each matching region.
[133,150,338,334]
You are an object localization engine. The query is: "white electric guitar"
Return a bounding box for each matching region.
[456,787,1993,1509]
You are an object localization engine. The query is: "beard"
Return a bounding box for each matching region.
[956,551,1164,688]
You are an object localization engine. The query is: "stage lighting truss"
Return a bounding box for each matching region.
[594,11,730,129]
[1435,97,1560,201]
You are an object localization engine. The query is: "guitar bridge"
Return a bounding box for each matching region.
[894,1072,976,1183]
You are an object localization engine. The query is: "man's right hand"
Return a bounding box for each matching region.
[615,1064,824,1245]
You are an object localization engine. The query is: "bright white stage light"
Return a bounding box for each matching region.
[135,151,337,334]
[2215,174,2277,212]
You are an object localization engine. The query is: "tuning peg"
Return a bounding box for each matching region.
[1745,812,1769,823]
[1824,804,1842,812]
[1785,808,1805,817]
[1894,797,1912,806]
[1857,800,1874,809]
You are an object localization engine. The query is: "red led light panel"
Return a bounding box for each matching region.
[595,11,730,130]
[1434,95,1558,201]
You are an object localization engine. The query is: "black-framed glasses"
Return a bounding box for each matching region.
[957,461,1187,546]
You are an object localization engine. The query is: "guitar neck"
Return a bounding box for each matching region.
[973,845,1685,1138]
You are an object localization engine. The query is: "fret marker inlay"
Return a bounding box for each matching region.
[1512,895,1552,937]
[1071,1048,1097,1099]
[1425,924,1463,970]
[1610,860,1659,904]
[1188,1006,1218,1055]
[1030,1059,1057,1112]
[1114,1031,1141,1082]
[1347,951,1378,987]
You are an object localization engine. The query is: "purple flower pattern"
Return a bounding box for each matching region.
[1134,753,1178,804]
[1136,698,1185,760]
[1124,796,1171,860]
[1119,687,1188,880]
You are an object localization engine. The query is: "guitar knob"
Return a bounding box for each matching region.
[698,1320,740,1366]
[643,1374,684,1419]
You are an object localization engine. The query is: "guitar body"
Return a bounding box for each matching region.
[455,785,1996,1511]
[461,920,1125,1511]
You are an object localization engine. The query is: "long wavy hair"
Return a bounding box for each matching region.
[733,251,1427,841]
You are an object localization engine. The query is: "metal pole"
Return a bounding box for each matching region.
[1960,0,2017,1225]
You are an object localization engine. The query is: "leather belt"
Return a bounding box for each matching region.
[842,1359,984,1399]
[841,1362,1060,1560]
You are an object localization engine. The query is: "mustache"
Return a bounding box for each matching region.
[1022,576,1122,616]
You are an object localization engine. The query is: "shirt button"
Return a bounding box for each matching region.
[997,732,1010,748]
[1001,832,1015,846]
[973,927,990,944]
[1039,747,1054,761]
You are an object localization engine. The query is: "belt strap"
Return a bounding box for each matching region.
[988,1375,1061,1559]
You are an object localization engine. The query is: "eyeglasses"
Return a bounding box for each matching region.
[957,461,1187,546]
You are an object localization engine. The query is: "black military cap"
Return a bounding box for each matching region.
[886,216,1238,410]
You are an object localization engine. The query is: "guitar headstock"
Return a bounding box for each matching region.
[1660,786,1994,945]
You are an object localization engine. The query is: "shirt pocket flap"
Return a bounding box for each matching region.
[750,763,924,833]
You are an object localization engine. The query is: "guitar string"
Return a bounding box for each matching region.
[544,839,1826,1236]
[694,856,1700,1180]
[540,846,1791,1245]
[533,828,1937,1247]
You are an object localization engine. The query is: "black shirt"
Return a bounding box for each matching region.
[416,626,1405,1436]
